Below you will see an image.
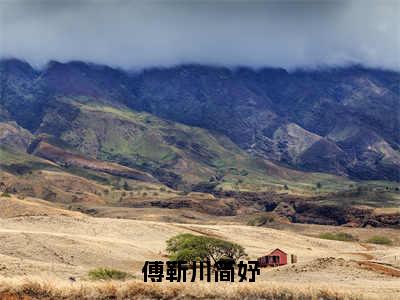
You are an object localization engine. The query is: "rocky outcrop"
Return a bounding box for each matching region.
[219,191,400,228]
[123,196,238,216]
[273,202,296,221]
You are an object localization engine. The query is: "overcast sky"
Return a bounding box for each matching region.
[0,0,399,70]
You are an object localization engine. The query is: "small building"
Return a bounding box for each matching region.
[258,248,288,267]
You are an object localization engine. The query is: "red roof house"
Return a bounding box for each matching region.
[257,248,288,267]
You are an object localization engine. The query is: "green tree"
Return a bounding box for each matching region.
[166,233,246,264]
[123,181,133,191]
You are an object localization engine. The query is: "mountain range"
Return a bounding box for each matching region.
[0,58,399,191]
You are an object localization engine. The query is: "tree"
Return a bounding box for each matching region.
[166,233,246,264]
[316,182,322,189]
[191,181,218,193]
[123,181,133,191]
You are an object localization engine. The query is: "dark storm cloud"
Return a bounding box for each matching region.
[0,0,399,70]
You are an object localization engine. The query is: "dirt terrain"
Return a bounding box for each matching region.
[0,196,399,299]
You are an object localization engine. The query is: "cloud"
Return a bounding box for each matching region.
[1,0,399,70]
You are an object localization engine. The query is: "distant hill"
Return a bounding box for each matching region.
[1,59,399,183]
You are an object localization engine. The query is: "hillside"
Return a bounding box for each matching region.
[0,90,354,194]
[1,59,399,182]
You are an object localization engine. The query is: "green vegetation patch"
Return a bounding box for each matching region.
[366,236,393,245]
[318,232,357,242]
[88,268,130,281]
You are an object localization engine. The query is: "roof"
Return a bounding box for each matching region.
[266,248,287,256]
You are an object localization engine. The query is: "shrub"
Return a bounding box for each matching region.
[1,192,11,197]
[166,233,246,264]
[240,169,249,176]
[191,181,218,193]
[366,236,393,245]
[318,232,357,242]
[247,214,275,226]
[88,268,129,281]
[123,181,133,191]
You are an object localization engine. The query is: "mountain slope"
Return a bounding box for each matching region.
[27,98,346,190]
[0,101,350,195]
[130,65,400,180]
[0,59,399,181]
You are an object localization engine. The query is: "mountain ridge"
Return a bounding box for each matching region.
[1,58,399,182]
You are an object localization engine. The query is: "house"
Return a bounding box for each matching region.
[257,248,288,267]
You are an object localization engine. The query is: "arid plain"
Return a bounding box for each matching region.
[0,195,399,299]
